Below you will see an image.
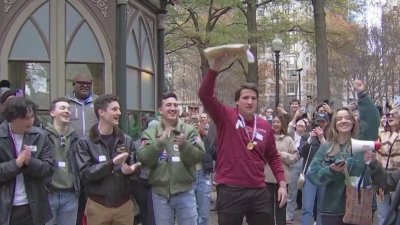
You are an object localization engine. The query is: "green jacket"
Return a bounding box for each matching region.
[137,119,205,198]
[307,95,380,215]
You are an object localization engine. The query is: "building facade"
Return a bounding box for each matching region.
[0,0,164,138]
[257,1,317,108]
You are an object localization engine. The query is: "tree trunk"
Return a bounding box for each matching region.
[312,0,330,103]
[246,0,258,84]
[200,51,210,77]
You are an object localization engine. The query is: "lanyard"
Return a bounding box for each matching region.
[8,126,20,158]
[238,114,257,143]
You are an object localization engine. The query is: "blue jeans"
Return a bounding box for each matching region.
[301,177,322,225]
[376,193,391,225]
[45,191,78,225]
[194,170,212,225]
[152,189,198,225]
[286,158,303,221]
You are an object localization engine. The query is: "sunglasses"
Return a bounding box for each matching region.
[189,107,198,110]
[60,135,66,147]
[74,81,92,86]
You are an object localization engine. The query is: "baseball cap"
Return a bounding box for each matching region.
[315,112,329,122]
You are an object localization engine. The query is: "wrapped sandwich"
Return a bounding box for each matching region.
[203,44,255,63]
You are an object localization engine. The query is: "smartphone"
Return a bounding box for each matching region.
[125,155,132,164]
[334,159,345,167]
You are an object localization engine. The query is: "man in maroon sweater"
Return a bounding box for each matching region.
[199,56,287,225]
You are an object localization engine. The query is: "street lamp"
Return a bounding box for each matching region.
[292,68,303,100]
[272,36,283,107]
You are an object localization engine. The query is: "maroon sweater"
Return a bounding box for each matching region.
[199,69,285,188]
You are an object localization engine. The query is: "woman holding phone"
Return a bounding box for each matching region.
[306,79,380,225]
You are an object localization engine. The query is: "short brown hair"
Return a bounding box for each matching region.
[159,92,177,108]
[234,83,259,102]
[94,94,119,119]
[49,97,70,111]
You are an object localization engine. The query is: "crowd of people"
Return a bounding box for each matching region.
[0,55,399,225]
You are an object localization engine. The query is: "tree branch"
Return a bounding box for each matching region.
[237,59,249,78]
[210,7,232,30]
[165,43,197,55]
[256,0,275,8]
[219,60,238,74]
[186,8,200,32]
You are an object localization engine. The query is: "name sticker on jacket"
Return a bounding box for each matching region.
[171,156,181,162]
[256,133,263,141]
[28,145,37,152]
[58,161,66,168]
[99,155,107,162]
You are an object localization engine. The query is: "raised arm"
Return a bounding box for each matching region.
[198,56,230,124]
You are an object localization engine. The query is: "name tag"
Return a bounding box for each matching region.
[171,156,181,162]
[58,161,66,168]
[28,145,37,152]
[256,133,263,141]
[99,155,107,162]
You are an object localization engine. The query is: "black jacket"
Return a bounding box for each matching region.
[76,124,137,205]
[0,121,54,225]
[201,134,215,174]
[300,135,321,174]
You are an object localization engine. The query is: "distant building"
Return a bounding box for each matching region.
[256,0,317,108]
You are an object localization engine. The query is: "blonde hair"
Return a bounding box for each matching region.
[326,107,359,156]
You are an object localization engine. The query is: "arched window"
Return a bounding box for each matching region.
[126,7,156,138]
[4,0,110,116]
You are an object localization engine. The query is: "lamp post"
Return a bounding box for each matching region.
[293,68,303,100]
[272,36,283,107]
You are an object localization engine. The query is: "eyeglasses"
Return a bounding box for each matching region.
[386,113,399,118]
[189,107,198,110]
[60,135,66,147]
[75,81,92,86]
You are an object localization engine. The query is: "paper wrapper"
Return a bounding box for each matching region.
[203,44,255,63]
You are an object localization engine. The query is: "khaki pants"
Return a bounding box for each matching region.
[85,198,134,225]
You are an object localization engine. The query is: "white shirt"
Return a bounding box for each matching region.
[294,132,302,149]
[12,133,28,206]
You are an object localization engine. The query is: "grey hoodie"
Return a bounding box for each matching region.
[66,92,98,136]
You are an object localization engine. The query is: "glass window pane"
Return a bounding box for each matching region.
[10,20,49,60]
[32,1,50,44]
[8,62,50,110]
[140,19,154,71]
[127,111,140,139]
[127,68,140,110]
[67,23,104,62]
[141,72,155,110]
[142,42,154,72]
[65,63,104,96]
[66,2,83,44]
[126,31,139,67]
